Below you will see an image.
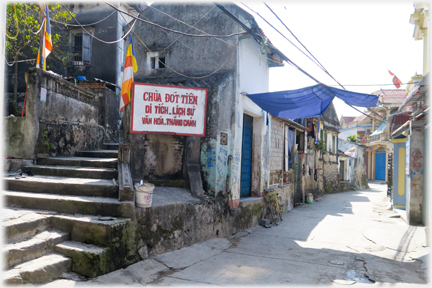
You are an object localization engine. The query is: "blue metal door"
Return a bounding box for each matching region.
[240,114,253,197]
[375,152,386,181]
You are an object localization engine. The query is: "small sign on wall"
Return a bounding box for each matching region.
[131,83,207,136]
[40,87,47,102]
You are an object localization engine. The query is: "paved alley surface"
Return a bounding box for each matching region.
[40,182,429,287]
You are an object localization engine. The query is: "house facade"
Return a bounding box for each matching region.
[390,2,429,226]
[121,2,285,209]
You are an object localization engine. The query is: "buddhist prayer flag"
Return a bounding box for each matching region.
[36,5,52,70]
[119,36,138,111]
[388,70,402,89]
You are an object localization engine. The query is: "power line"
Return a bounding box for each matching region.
[62,3,137,44]
[4,57,36,66]
[241,3,381,121]
[240,2,324,72]
[263,3,327,73]
[50,10,116,27]
[150,5,217,55]
[118,7,231,80]
[105,2,248,39]
[329,83,409,87]
[115,2,284,69]
[148,3,280,66]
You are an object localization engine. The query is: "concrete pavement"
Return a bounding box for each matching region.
[39,181,429,286]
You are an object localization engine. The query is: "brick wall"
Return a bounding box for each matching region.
[270,117,284,171]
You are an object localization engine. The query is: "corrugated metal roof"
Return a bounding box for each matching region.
[372,89,407,103]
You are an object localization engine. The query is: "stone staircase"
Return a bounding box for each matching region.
[3,143,139,285]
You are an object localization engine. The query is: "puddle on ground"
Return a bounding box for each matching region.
[345,269,374,284]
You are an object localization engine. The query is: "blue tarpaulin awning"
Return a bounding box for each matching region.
[246,84,379,120]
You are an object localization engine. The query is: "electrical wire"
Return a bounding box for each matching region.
[61,3,137,44]
[263,3,346,91]
[240,2,324,71]
[264,3,327,72]
[50,10,116,27]
[151,5,217,55]
[29,17,45,35]
[2,4,20,39]
[105,2,248,38]
[148,3,281,66]
[118,9,231,80]
[5,57,36,66]
[329,83,409,87]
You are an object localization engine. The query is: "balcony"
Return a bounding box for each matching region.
[366,133,389,143]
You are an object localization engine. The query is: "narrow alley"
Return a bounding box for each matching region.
[40,181,428,287]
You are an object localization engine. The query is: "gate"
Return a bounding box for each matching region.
[375,152,386,181]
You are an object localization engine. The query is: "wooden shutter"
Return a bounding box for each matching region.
[82,32,91,64]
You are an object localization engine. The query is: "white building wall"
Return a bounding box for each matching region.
[230,37,271,201]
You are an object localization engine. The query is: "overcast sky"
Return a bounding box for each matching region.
[235,0,424,118]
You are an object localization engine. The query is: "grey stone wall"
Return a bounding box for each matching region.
[4,68,100,159]
[322,154,339,193]
[270,118,283,172]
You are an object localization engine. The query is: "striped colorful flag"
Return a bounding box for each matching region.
[388,70,402,89]
[119,36,138,111]
[36,5,52,70]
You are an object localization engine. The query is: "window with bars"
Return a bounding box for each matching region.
[72,32,91,65]
[151,56,166,69]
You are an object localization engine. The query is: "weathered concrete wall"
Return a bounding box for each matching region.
[4,68,100,159]
[143,134,185,180]
[4,92,26,116]
[34,70,99,156]
[135,199,266,257]
[88,87,121,143]
[132,3,243,79]
[134,183,295,257]
[352,145,369,190]
[407,120,425,224]
[338,139,369,190]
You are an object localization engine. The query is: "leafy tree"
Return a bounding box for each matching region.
[5,2,74,111]
[347,134,360,143]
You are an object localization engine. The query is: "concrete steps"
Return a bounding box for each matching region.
[3,208,134,282]
[22,164,117,179]
[4,210,55,244]
[37,156,118,168]
[75,150,118,158]
[50,213,132,247]
[5,175,118,198]
[55,241,111,278]
[4,229,70,269]
[3,146,140,283]
[103,143,119,150]
[4,253,72,285]
[5,191,134,218]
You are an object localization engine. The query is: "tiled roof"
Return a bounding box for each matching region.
[372,89,407,104]
[353,114,367,122]
[343,116,356,123]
